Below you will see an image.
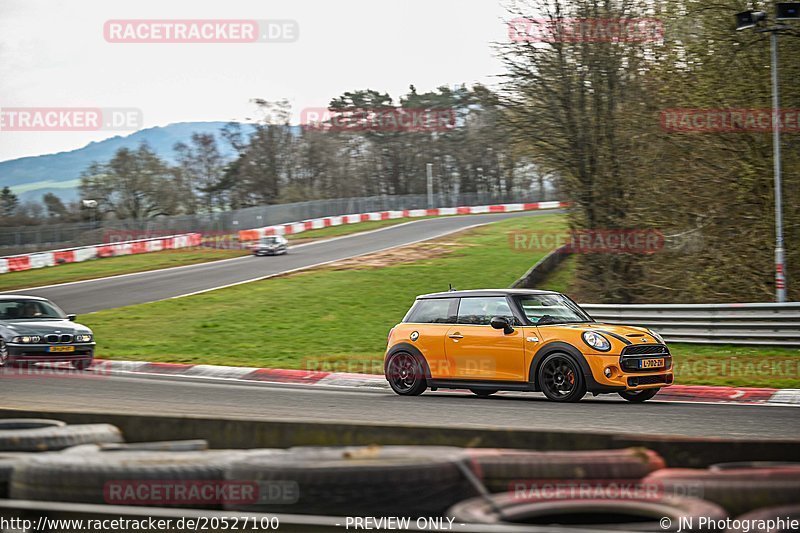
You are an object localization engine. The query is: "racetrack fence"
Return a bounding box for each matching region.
[512,247,800,346]
[0,190,558,255]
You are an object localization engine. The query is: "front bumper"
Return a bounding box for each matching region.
[253,247,285,256]
[584,351,674,392]
[7,342,95,362]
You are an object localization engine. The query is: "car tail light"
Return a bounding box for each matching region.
[387,327,395,342]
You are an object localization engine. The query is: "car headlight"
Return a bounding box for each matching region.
[12,335,41,344]
[648,329,665,344]
[582,331,611,352]
[75,334,93,343]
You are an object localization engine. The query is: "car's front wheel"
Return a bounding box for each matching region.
[71,358,93,371]
[386,352,426,396]
[537,353,586,403]
[618,388,660,403]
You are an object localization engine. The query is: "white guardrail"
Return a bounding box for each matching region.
[582,302,800,347]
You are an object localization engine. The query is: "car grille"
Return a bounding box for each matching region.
[628,374,672,387]
[45,334,73,344]
[620,344,671,372]
[622,344,669,356]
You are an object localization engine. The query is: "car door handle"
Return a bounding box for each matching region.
[448,334,464,339]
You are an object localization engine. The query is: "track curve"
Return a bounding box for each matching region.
[9,211,555,314]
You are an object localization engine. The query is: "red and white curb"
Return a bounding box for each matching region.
[0,234,202,274]
[238,201,569,241]
[1,201,567,273]
[36,359,800,405]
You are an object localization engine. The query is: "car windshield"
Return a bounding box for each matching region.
[260,237,280,244]
[515,294,593,325]
[0,299,67,320]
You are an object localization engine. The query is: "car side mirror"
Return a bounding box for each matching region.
[67,314,77,321]
[490,316,514,334]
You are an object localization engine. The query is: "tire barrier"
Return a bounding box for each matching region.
[466,447,666,493]
[644,467,800,516]
[225,446,480,517]
[710,462,800,472]
[9,450,255,509]
[447,491,728,531]
[729,504,800,533]
[0,422,122,452]
[0,419,66,430]
[61,439,209,454]
[0,452,31,498]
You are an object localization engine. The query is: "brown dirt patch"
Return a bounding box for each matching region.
[319,240,472,271]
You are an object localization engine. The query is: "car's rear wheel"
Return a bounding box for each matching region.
[470,389,498,397]
[537,353,586,403]
[386,352,426,396]
[618,388,660,402]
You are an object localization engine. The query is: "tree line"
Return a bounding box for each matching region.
[499,0,799,303]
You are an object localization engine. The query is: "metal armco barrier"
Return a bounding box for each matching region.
[582,302,800,347]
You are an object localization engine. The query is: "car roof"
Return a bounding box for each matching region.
[417,289,561,299]
[0,295,49,302]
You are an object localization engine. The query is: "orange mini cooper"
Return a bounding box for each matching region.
[384,289,673,403]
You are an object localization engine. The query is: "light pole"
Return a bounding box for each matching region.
[735,3,798,302]
[426,163,434,209]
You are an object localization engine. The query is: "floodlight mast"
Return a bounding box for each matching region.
[734,5,798,301]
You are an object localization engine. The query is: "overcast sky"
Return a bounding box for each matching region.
[0,0,511,162]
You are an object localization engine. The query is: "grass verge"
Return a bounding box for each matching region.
[80,212,800,388]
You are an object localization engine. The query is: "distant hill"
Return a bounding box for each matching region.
[0,122,253,203]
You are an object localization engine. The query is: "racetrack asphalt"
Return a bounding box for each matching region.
[2,370,798,439]
[8,211,556,314]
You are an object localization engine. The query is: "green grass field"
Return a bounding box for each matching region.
[80,212,800,388]
[83,214,567,368]
[0,217,425,292]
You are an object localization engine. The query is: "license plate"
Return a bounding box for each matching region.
[48,346,75,353]
[640,358,664,369]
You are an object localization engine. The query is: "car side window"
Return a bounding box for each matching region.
[405,298,458,324]
[457,297,516,325]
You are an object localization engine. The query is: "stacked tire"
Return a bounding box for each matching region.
[466,447,666,493]
[643,464,800,516]
[225,445,479,517]
[1,418,124,499]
